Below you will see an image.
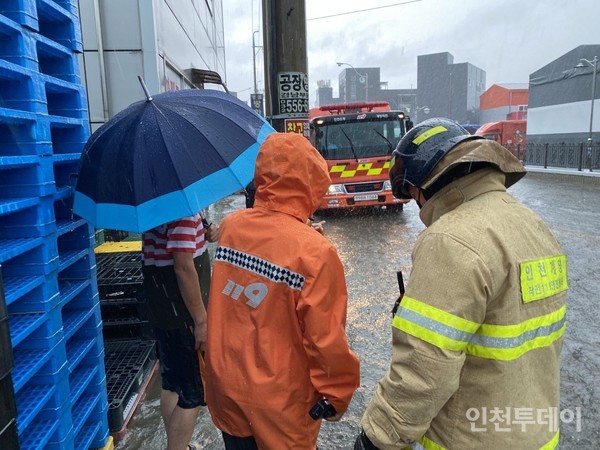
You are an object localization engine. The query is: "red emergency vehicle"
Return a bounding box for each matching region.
[310,101,412,211]
[475,120,527,159]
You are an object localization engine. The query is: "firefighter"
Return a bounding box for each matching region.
[355,118,567,450]
[206,132,360,449]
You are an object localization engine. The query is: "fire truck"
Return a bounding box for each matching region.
[309,101,412,211]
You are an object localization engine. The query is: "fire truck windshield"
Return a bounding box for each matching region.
[313,116,404,160]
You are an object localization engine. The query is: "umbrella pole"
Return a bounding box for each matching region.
[137,75,153,101]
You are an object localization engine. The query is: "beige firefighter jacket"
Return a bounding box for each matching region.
[362,167,567,450]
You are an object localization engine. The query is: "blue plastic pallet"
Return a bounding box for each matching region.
[0,59,88,118]
[0,230,56,265]
[17,416,60,450]
[12,337,66,392]
[0,59,47,113]
[0,194,56,238]
[0,13,37,69]
[15,303,64,349]
[66,317,103,374]
[8,310,45,347]
[46,427,74,450]
[53,157,79,198]
[69,364,99,407]
[0,0,38,30]
[0,108,52,157]
[75,420,101,450]
[56,217,87,237]
[49,121,88,156]
[62,299,98,341]
[58,278,90,308]
[16,360,69,434]
[0,109,89,158]
[0,236,43,264]
[0,154,56,198]
[57,219,94,251]
[58,251,96,281]
[7,278,60,313]
[15,377,55,433]
[36,0,83,52]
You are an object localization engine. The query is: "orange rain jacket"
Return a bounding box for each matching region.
[206,133,360,450]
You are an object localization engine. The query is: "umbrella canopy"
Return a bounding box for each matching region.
[74,89,275,232]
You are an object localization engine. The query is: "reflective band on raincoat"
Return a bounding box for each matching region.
[393,297,566,360]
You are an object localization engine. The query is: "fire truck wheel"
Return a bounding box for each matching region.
[387,204,404,213]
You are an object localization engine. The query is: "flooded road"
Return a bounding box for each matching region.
[118,172,599,449]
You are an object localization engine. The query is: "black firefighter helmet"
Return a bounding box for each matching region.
[389,118,482,199]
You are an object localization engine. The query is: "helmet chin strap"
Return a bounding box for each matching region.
[412,187,426,209]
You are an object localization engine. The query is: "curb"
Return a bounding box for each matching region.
[524,166,600,185]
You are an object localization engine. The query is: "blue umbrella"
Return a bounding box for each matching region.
[74,89,275,232]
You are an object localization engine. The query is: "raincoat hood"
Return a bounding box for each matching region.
[421,139,527,191]
[253,133,331,222]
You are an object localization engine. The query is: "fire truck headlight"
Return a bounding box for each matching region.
[383,180,392,191]
[327,184,345,195]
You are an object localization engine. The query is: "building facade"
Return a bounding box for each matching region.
[79,0,226,132]
[417,52,486,124]
[479,83,528,123]
[527,44,600,144]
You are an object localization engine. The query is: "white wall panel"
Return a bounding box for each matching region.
[528,100,599,136]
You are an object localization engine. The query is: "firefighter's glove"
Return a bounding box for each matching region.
[354,430,380,450]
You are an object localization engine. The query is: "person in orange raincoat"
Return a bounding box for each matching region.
[205,132,360,450]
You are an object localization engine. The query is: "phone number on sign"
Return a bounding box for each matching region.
[279,98,309,114]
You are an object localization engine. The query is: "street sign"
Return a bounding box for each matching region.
[277,72,309,118]
[285,119,309,138]
[250,93,264,116]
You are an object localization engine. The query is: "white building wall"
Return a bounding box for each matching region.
[528,100,599,136]
[79,0,225,132]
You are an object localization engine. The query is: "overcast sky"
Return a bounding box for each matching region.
[222,0,600,106]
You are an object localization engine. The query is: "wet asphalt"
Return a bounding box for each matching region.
[117,171,600,449]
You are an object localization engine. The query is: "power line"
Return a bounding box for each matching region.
[307,0,424,21]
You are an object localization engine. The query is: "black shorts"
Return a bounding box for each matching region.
[154,327,205,408]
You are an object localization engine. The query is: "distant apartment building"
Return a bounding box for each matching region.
[528,44,600,144]
[417,52,486,124]
[479,83,528,123]
[315,68,417,116]
[314,52,485,124]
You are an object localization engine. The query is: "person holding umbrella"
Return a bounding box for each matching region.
[73,87,277,449]
[205,132,360,449]
[141,212,217,450]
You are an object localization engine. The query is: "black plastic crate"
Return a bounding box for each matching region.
[103,230,129,242]
[104,339,156,432]
[96,252,143,300]
[0,317,14,378]
[0,268,6,321]
[101,317,152,341]
[0,372,17,436]
[0,419,19,450]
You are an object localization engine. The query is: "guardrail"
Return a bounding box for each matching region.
[512,143,600,171]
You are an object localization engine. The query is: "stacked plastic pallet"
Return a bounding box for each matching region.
[0,0,109,448]
[94,248,157,437]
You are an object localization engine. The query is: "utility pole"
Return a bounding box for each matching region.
[262,0,309,134]
[252,30,259,94]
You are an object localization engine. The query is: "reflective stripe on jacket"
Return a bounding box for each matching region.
[362,168,566,450]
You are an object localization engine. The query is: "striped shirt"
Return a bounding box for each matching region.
[142,213,207,267]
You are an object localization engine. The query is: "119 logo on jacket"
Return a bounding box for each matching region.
[222,279,268,308]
